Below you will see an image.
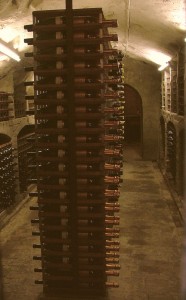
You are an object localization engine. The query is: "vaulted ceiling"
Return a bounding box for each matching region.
[0,0,185,77]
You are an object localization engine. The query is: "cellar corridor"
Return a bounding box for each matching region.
[0,159,183,300]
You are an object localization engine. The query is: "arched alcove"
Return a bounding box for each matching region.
[17,124,35,138]
[166,122,176,181]
[124,84,143,159]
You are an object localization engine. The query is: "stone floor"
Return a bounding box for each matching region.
[0,155,184,299]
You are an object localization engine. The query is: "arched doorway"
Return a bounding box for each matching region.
[124,84,143,159]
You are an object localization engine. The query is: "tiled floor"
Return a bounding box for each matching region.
[0,158,184,299]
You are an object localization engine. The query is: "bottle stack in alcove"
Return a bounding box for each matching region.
[24,6,124,298]
[0,142,16,212]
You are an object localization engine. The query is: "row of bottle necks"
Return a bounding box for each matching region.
[25,15,118,33]
[28,137,124,147]
[30,207,120,220]
[33,111,125,122]
[28,138,124,148]
[30,204,120,216]
[25,55,123,69]
[32,247,120,258]
[26,96,124,107]
[26,17,118,27]
[31,207,120,217]
[28,160,123,170]
[27,105,125,117]
[29,46,122,66]
[31,218,120,236]
[31,126,124,135]
[34,119,124,128]
[34,261,120,270]
[24,62,124,73]
[28,146,122,155]
[28,173,122,185]
[30,203,119,212]
[27,105,124,114]
[35,269,119,277]
[25,44,123,54]
[36,281,119,289]
[33,218,118,229]
[30,190,121,199]
[25,81,124,93]
[24,40,123,59]
[25,51,124,68]
[28,100,124,113]
[29,151,123,161]
[31,234,120,254]
[32,220,119,228]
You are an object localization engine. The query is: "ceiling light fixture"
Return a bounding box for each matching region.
[158,62,170,71]
[0,42,20,62]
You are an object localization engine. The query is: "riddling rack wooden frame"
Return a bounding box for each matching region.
[25,0,124,297]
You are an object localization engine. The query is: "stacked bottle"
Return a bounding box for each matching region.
[0,141,16,212]
[25,6,124,297]
[17,131,36,192]
[166,124,176,180]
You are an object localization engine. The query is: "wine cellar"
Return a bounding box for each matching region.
[0,0,185,299]
[23,3,124,298]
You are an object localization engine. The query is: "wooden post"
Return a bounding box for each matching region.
[66,0,72,11]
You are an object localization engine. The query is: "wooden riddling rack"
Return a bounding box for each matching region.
[161,47,184,116]
[24,5,124,298]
